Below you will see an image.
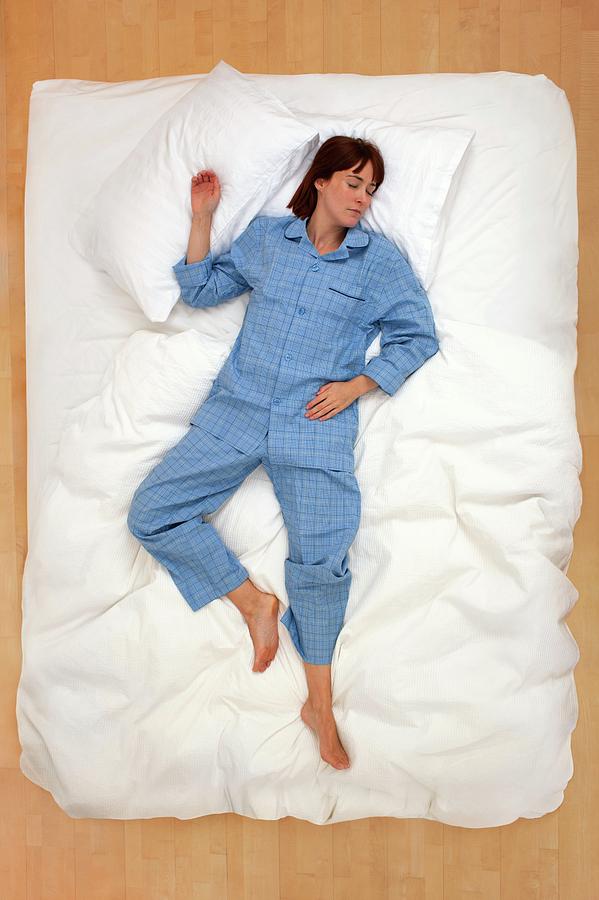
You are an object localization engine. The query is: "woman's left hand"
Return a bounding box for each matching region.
[304,381,358,420]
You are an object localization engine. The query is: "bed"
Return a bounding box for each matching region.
[17,65,583,827]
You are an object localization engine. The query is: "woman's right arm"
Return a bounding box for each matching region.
[184,169,218,264]
[173,169,264,308]
[185,212,212,265]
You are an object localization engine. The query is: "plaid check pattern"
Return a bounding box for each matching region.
[172,213,439,473]
[128,425,361,665]
[130,214,439,663]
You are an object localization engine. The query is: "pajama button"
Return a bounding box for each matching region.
[285,353,292,360]
[311,263,319,271]
[273,398,280,404]
[298,307,305,315]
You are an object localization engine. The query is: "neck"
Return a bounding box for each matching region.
[306,213,348,253]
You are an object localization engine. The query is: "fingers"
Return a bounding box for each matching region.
[307,410,338,420]
[306,394,329,410]
[191,169,219,182]
[305,402,338,419]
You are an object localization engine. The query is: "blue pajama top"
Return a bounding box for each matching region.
[172,213,439,472]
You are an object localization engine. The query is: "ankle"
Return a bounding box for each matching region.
[307,696,332,713]
[226,578,258,614]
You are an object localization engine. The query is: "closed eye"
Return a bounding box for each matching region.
[348,180,376,197]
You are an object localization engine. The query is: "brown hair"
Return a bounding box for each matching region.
[287,135,385,219]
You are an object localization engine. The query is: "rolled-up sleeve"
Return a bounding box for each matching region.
[361,249,439,396]
[172,215,265,308]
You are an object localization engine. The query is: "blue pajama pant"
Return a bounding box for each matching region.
[126,423,362,665]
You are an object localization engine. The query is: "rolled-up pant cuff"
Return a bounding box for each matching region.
[173,561,250,612]
[281,559,351,664]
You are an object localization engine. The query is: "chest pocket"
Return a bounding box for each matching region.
[325,276,372,327]
[328,285,365,302]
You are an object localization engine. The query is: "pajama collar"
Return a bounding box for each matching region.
[283,214,370,260]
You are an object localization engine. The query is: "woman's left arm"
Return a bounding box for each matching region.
[356,249,439,397]
[306,252,439,419]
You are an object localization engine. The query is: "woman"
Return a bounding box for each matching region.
[128,137,439,770]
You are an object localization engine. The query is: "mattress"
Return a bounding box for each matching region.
[18,68,583,826]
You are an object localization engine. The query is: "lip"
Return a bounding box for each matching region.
[348,209,361,215]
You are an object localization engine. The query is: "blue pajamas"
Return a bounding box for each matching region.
[127,423,361,665]
[170,213,439,472]
[127,213,439,663]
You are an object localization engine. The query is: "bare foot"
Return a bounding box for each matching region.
[301,699,351,769]
[242,592,281,673]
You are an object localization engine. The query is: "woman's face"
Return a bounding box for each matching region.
[314,161,376,226]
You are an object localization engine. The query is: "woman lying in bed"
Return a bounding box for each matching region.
[127,137,439,770]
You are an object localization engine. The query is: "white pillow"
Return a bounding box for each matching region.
[68,60,319,323]
[259,113,475,289]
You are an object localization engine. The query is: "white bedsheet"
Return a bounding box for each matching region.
[18,69,583,826]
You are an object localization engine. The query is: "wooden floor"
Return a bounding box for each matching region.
[1,1,597,897]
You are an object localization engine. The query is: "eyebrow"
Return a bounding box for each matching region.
[348,173,377,187]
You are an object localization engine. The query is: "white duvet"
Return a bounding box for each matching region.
[18,69,583,827]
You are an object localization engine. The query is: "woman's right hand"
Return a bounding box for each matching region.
[191,169,221,218]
